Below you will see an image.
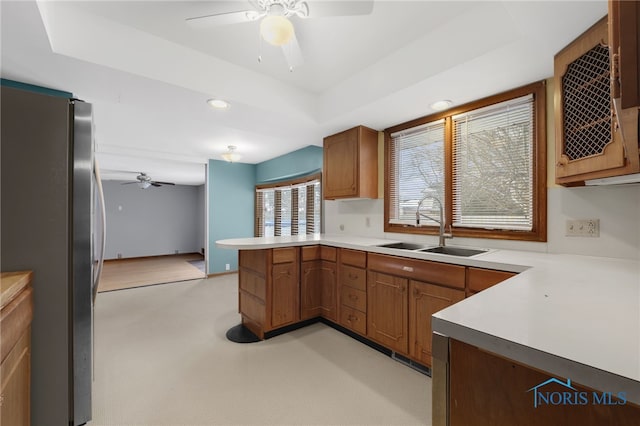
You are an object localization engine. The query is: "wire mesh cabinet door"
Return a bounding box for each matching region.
[554,17,625,184]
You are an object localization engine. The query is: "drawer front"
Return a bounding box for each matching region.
[368,253,465,289]
[320,246,337,262]
[239,269,266,301]
[467,267,516,293]
[340,286,366,312]
[339,265,366,291]
[272,247,297,264]
[301,245,321,262]
[339,306,366,335]
[340,248,367,268]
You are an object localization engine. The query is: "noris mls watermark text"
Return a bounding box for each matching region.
[527,377,627,408]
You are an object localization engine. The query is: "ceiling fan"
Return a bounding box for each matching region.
[186,0,374,71]
[121,173,176,189]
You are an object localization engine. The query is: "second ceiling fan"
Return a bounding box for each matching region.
[186,0,374,71]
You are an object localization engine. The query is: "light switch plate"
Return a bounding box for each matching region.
[565,219,600,237]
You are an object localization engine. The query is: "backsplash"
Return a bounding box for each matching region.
[324,184,640,260]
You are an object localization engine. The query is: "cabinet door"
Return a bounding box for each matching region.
[409,281,464,366]
[554,16,634,183]
[300,260,322,320]
[271,262,300,329]
[323,127,359,198]
[0,330,30,426]
[319,260,338,322]
[367,271,408,354]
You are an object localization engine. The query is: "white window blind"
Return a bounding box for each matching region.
[256,178,321,237]
[452,94,534,230]
[389,120,445,225]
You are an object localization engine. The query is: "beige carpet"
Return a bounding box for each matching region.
[92,274,432,425]
[98,253,205,292]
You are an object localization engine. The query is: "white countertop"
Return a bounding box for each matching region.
[216,234,640,403]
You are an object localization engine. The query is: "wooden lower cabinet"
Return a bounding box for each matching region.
[367,270,408,354]
[337,249,368,334]
[409,281,464,367]
[238,248,299,338]
[300,260,337,321]
[447,339,640,426]
[1,272,33,426]
[467,267,516,295]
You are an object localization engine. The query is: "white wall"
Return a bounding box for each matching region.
[102,181,205,259]
[324,184,640,260]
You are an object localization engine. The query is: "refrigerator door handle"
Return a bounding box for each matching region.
[93,158,106,305]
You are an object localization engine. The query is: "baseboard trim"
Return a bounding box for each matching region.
[207,270,237,278]
[104,252,203,262]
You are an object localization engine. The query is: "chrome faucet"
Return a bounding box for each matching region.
[416,195,453,247]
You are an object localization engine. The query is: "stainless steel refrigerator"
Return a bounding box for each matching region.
[1,82,105,425]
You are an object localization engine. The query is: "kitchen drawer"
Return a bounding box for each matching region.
[239,269,266,301]
[339,265,366,291]
[368,253,465,289]
[467,267,516,293]
[301,245,321,261]
[339,306,366,335]
[340,248,367,268]
[320,246,337,262]
[272,247,297,264]
[340,286,366,312]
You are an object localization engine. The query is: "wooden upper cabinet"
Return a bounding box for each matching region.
[554,2,639,185]
[323,125,378,199]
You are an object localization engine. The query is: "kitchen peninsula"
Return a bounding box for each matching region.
[217,234,640,424]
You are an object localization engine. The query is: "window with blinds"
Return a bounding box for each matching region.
[452,94,534,230]
[255,175,321,237]
[389,120,445,225]
[385,81,546,242]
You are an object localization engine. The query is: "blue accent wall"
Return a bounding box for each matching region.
[208,160,256,273]
[208,145,323,273]
[256,145,323,183]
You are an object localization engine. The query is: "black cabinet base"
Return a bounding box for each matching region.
[225,324,260,343]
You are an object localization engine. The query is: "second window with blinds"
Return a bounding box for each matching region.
[255,173,321,237]
[385,81,547,242]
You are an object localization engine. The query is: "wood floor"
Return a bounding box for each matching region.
[98,253,205,292]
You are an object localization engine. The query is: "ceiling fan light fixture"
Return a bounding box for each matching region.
[221,145,242,163]
[138,181,152,189]
[260,15,294,46]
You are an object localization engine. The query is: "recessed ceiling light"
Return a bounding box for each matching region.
[207,98,230,110]
[430,100,453,111]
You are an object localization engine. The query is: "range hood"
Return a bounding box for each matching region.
[585,173,640,186]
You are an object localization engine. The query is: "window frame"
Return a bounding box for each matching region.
[254,172,322,237]
[384,81,547,242]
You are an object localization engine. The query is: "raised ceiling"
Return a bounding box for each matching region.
[1,1,608,185]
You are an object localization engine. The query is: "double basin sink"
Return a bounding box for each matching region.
[376,242,487,257]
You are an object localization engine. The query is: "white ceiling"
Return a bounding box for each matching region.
[1,0,608,185]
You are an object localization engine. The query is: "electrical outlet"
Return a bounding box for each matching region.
[117,253,122,259]
[565,219,600,237]
[225,263,230,271]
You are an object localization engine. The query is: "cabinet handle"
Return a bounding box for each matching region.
[349,294,358,301]
[402,266,414,272]
[348,315,357,322]
[348,273,358,280]
[413,288,420,297]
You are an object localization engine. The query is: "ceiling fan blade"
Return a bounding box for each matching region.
[305,0,374,18]
[282,33,304,70]
[152,181,175,186]
[151,183,162,187]
[186,10,255,28]
[121,182,138,185]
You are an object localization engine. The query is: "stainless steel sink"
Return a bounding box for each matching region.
[376,242,430,250]
[419,246,487,257]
